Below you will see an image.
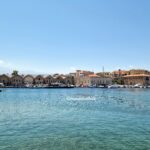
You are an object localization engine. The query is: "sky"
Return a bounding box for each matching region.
[0,0,150,74]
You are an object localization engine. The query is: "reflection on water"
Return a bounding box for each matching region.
[0,88,150,150]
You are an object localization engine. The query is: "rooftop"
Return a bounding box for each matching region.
[88,74,100,78]
[123,74,150,78]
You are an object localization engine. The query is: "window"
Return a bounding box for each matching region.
[146,77,149,81]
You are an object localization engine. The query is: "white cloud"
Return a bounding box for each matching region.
[0,59,17,74]
[0,60,4,65]
[0,59,12,68]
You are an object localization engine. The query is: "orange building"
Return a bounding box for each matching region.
[123,74,150,86]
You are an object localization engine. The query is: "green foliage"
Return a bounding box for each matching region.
[112,78,124,85]
[12,70,18,76]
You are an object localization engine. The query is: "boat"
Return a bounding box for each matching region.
[0,90,2,92]
[133,84,143,88]
[25,84,33,88]
[97,85,108,88]
[108,84,120,89]
[98,85,105,88]
[89,84,97,88]
[45,83,74,88]
[118,85,125,88]
[0,83,4,87]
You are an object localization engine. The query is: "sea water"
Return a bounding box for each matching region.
[0,88,150,150]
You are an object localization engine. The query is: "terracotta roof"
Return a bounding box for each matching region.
[88,74,100,78]
[123,74,150,78]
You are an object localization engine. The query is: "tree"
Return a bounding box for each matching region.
[12,70,18,76]
[112,77,124,85]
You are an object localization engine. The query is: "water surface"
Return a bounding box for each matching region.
[0,88,150,150]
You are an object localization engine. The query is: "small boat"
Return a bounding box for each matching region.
[45,83,74,88]
[108,84,120,89]
[0,90,2,92]
[133,84,143,88]
[98,85,107,88]
[89,84,97,88]
[98,85,105,88]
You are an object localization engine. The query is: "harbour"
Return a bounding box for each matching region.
[0,88,150,150]
[0,0,150,149]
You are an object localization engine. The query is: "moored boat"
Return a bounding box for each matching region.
[133,84,143,88]
[108,84,120,89]
[44,83,74,88]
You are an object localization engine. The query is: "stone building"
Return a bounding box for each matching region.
[83,74,112,87]
[111,69,129,85]
[129,69,150,75]
[96,72,112,78]
[55,76,65,84]
[64,75,75,85]
[112,69,129,78]
[34,75,44,85]
[44,75,54,85]
[75,70,94,86]
[23,75,34,85]
[75,70,112,87]
[123,74,150,86]
[11,75,23,87]
[0,74,10,86]
[123,69,150,86]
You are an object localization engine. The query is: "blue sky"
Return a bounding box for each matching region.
[0,0,150,74]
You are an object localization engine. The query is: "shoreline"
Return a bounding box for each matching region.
[0,86,150,89]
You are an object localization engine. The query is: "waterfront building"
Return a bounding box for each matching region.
[123,74,150,86]
[111,69,129,85]
[0,74,10,86]
[11,75,23,87]
[112,69,129,78]
[96,72,112,78]
[55,75,65,84]
[75,70,112,87]
[99,77,112,85]
[129,69,150,75]
[123,69,150,86]
[64,75,75,85]
[34,75,44,85]
[76,70,94,76]
[1,68,150,87]
[78,74,112,87]
[44,75,54,85]
[23,75,34,85]
[89,74,112,86]
[75,70,94,86]
[53,74,60,78]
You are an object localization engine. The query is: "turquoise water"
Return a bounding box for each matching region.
[0,88,150,150]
